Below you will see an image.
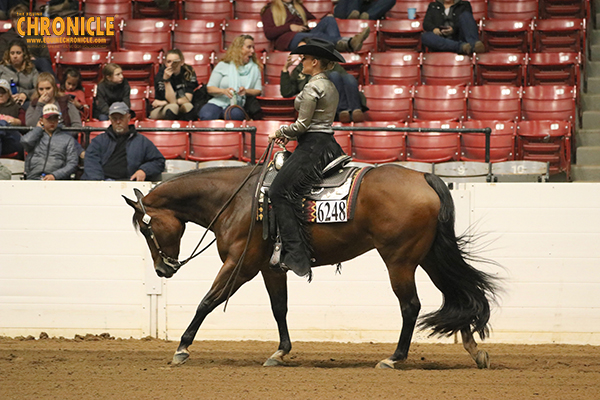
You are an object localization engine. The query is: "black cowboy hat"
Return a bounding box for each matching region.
[290,38,346,63]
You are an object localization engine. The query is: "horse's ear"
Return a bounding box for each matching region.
[133,188,145,202]
[122,195,139,210]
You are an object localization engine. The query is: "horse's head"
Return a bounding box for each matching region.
[123,188,186,279]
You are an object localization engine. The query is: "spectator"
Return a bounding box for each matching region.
[150,49,198,121]
[81,102,165,181]
[0,39,39,108]
[199,35,263,121]
[260,0,370,53]
[280,39,367,123]
[334,0,397,20]
[61,68,89,121]
[20,103,79,180]
[422,0,484,55]
[26,72,81,129]
[0,78,24,158]
[94,63,131,121]
[0,4,55,75]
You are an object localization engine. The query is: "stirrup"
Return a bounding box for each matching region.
[269,237,283,267]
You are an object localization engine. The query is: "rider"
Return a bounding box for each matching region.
[268,38,345,278]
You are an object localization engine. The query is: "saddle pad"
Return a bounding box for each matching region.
[262,165,357,190]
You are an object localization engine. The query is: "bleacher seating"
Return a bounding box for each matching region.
[378,19,423,52]
[84,0,132,20]
[533,18,586,53]
[188,120,243,161]
[413,85,467,121]
[136,120,189,159]
[181,51,213,84]
[481,19,532,53]
[475,52,527,86]
[467,85,521,122]
[369,52,421,85]
[132,0,178,19]
[335,19,378,53]
[462,120,516,162]
[517,120,572,180]
[521,85,577,122]
[528,52,581,87]
[351,121,406,163]
[55,51,109,83]
[224,19,271,53]
[110,51,161,86]
[362,84,413,122]
[256,84,297,121]
[120,19,172,52]
[488,0,539,20]
[173,19,224,53]
[421,53,473,86]
[406,121,461,163]
[182,0,233,20]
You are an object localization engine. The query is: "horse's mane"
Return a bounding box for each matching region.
[148,165,255,194]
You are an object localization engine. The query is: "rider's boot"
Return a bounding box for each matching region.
[280,241,311,277]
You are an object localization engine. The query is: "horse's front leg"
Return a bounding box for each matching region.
[260,267,291,366]
[172,257,259,365]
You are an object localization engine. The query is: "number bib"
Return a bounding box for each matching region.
[316,200,347,223]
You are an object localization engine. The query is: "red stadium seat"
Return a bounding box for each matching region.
[362,84,413,122]
[469,0,488,21]
[132,0,178,18]
[183,0,233,20]
[369,52,421,85]
[303,0,335,19]
[488,0,538,20]
[378,19,423,52]
[533,18,586,53]
[338,52,368,85]
[55,51,109,83]
[243,120,287,162]
[527,52,581,87]
[517,120,572,179]
[474,52,527,86]
[540,0,588,19]
[189,120,243,161]
[406,121,461,163]
[173,19,224,53]
[421,53,473,86]
[136,120,189,159]
[84,0,132,20]
[462,120,516,162]
[351,121,406,163]
[84,120,112,143]
[120,19,172,52]
[467,85,521,122]
[334,19,377,53]
[521,85,576,122]
[0,21,12,34]
[234,0,267,19]
[224,19,272,53]
[110,51,161,86]
[257,84,297,121]
[387,0,430,19]
[413,85,466,121]
[332,122,352,155]
[481,19,532,53]
[180,51,213,84]
[264,51,293,85]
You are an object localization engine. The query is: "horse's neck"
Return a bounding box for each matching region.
[148,167,255,228]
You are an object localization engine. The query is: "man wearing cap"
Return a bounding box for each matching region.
[20,104,79,180]
[267,39,345,279]
[82,102,165,181]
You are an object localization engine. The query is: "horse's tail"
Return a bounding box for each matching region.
[419,173,499,339]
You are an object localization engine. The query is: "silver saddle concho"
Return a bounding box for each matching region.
[259,151,363,267]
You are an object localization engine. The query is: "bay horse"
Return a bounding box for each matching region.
[123,163,499,369]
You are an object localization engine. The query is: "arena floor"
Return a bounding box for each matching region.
[2,336,599,399]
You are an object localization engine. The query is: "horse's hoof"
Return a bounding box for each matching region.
[263,357,285,367]
[171,350,189,366]
[375,359,396,369]
[475,350,490,369]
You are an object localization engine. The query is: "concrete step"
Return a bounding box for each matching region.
[581,110,600,129]
[576,129,600,146]
[585,76,600,93]
[585,61,600,78]
[592,30,600,45]
[575,146,600,165]
[581,93,600,110]
[572,165,600,181]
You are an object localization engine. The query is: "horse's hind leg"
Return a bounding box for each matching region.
[172,258,259,366]
[461,328,490,369]
[376,262,421,370]
[260,268,292,366]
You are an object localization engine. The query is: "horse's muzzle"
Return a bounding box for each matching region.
[155,261,175,278]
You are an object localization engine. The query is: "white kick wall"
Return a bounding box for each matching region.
[0,180,599,345]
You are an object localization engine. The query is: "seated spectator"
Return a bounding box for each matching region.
[81,102,165,181]
[261,0,370,53]
[199,35,263,121]
[0,4,55,75]
[0,39,39,108]
[61,68,89,121]
[20,104,79,180]
[0,78,24,158]
[94,63,131,121]
[334,0,397,20]
[280,39,367,122]
[422,0,484,55]
[150,49,198,121]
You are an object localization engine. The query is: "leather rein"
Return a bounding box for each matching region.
[135,143,275,273]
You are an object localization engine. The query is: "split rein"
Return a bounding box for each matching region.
[138,142,275,274]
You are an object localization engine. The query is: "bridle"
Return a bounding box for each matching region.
[133,142,275,274]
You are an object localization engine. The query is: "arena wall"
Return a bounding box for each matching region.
[1,180,599,345]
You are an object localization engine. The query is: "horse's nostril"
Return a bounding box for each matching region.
[156,269,165,277]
